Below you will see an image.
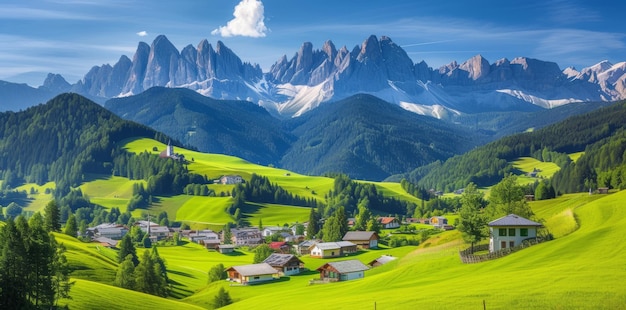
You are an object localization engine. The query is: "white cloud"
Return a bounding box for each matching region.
[211,0,267,38]
[136,31,148,37]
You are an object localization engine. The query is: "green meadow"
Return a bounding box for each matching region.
[57,187,626,309]
[10,137,626,309]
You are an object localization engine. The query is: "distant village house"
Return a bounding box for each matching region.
[342,231,379,249]
[263,253,304,276]
[377,217,401,229]
[309,241,357,258]
[316,260,369,282]
[219,175,243,185]
[226,263,278,285]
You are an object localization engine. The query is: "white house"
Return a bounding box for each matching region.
[316,260,369,282]
[262,226,284,237]
[378,217,401,229]
[226,263,278,284]
[488,214,543,253]
[430,216,448,229]
[219,175,243,185]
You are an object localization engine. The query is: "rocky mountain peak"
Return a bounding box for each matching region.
[357,35,382,63]
[459,54,490,80]
[42,73,71,93]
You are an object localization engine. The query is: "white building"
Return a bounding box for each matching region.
[488,214,543,253]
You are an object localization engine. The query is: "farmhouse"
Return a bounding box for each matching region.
[87,223,128,240]
[226,263,278,284]
[219,175,243,185]
[316,260,369,282]
[94,236,118,248]
[430,216,448,229]
[309,241,357,258]
[262,226,285,237]
[269,241,291,253]
[378,217,401,229]
[488,214,543,253]
[294,239,318,255]
[217,244,236,254]
[228,228,263,246]
[263,253,304,276]
[368,254,397,267]
[342,231,379,249]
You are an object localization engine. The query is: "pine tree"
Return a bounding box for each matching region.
[457,183,488,253]
[306,208,319,238]
[43,200,61,232]
[117,234,138,266]
[208,263,226,283]
[115,254,136,290]
[213,287,233,308]
[253,244,273,264]
[134,251,168,297]
[223,224,232,244]
[336,206,348,237]
[64,214,78,237]
[322,216,341,242]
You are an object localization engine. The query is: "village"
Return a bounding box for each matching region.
[85,207,543,286]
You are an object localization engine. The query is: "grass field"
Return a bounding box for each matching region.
[52,189,626,309]
[11,137,623,309]
[13,181,55,213]
[511,156,560,181]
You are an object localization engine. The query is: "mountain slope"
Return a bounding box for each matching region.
[0,93,162,193]
[411,100,626,191]
[49,34,626,120]
[281,94,485,180]
[104,87,294,165]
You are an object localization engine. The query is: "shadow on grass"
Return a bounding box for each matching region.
[221,250,246,256]
[168,269,196,278]
[248,276,291,286]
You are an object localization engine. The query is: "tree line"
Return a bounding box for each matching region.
[0,204,72,308]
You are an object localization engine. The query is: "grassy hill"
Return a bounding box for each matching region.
[49,185,626,309]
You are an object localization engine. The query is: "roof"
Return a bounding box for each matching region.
[369,255,397,266]
[318,260,369,273]
[378,217,398,224]
[218,244,236,249]
[228,263,277,276]
[343,231,378,241]
[488,214,542,227]
[269,241,287,249]
[93,237,118,247]
[263,253,303,267]
[311,241,356,250]
[298,240,318,248]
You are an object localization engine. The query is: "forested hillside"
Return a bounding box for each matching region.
[411,100,626,193]
[281,94,486,180]
[0,93,166,196]
[105,87,295,166]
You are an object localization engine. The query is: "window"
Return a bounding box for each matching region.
[520,228,528,237]
[508,228,516,236]
[254,276,260,280]
[501,241,506,248]
[499,228,507,236]
[509,241,515,248]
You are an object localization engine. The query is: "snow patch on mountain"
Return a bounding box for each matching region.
[495,89,580,109]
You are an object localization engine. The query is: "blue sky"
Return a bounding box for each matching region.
[1,0,624,86]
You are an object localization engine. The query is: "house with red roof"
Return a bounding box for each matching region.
[377,217,401,229]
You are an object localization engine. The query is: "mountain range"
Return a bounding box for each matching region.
[2,34,625,120]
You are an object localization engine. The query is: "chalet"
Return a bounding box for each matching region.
[309,241,357,258]
[347,218,356,227]
[342,231,379,249]
[226,263,278,284]
[217,244,236,254]
[598,187,609,194]
[524,194,535,201]
[190,230,220,249]
[269,241,291,253]
[316,260,369,282]
[284,234,305,243]
[219,175,243,185]
[290,223,308,236]
[378,217,401,229]
[294,240,318,255]
[404,218,420,224]
[136,221,170,241]
[430,216,448,229]
[262,226,285,237]
[488,214,543,253]
[263,253,304,276]
[228,228,263,246]
[94,236,118,248]
[87,223,128,240]
[368,254,397,267]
